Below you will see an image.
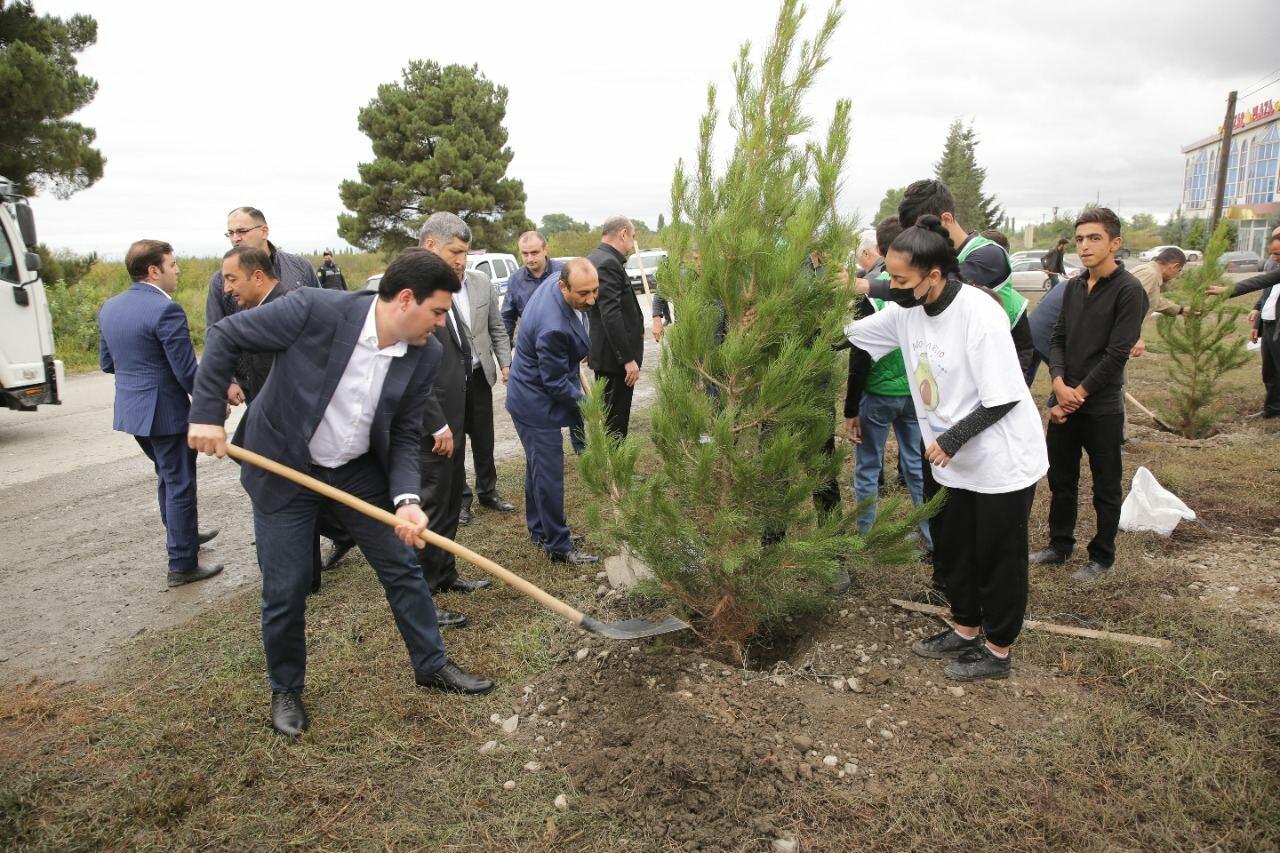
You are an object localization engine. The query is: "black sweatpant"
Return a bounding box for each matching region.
[934,484,1035,648]
[1045,411,1124,567]
[1261,321,1279,417]
[922,445,946,592]
[596,369,636,438]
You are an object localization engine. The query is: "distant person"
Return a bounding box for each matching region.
[187,248,496,738]
[587,216,645,438]
[99,240,222,587]
[1209,232,1280,419]
[854,229,881,277]
[316,250,348,291]
[845,216,1048,682]
[502,231,563,341]
[652,245,700,343]
[416,213,497,603]
[506,259,600,565]
[1031,208,1145,583]
[1042,237,1069,289]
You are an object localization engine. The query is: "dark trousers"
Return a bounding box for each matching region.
[1046,412,1125,566]
[1262,321,1280,416]
[921,445,947,591]
[1024,349,1046,388]
[513,417,572,554]
[308,502,353,594]
[934,484,1035,648]
[251,454,447,692]
[418,431,467,590]
[569,409,586,455]
[460,367,500,506]
[596,369,635,438]
[814,433,841,516]
[135,432,199,573]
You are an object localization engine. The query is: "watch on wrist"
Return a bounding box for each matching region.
[395,497,420,509]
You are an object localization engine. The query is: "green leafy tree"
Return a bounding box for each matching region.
[1162,209,1190,246]
[1155,222,1250,438]
[1128,212,1157,230]
[545,229,600,258]
[1183,218,1207,252]
[0,2,103,197]
[580,0,924,652]
[874,186,904,223]
[540,213,590,235]
[337,61,531,253]
[934,119,1000,230]
[656,212,666,232]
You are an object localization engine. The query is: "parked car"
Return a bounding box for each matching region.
[1009,249,1048,265]
[1219,250,1262,273]
[364,272,382,291]
[466,251,518,295]
[625,250,668,292]
[1009,256,1082,293]
[1138,244,1197,262]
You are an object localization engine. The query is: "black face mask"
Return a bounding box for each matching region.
[885,283,928,309]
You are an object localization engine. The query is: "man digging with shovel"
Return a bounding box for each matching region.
[188,248,495,738]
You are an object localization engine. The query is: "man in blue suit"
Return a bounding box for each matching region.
[99,239,222,588]
[188,248,494,737]
[505,258,600,565]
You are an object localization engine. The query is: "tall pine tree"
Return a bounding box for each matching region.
[337,61,531,253]
[1155,222,1250,437]
[934,119,1000,230]
[579,0,925,652]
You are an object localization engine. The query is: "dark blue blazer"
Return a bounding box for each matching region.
[505,279,590,429]
[189,288,441,512]
[98,282,198,437]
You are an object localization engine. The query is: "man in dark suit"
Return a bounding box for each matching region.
[220,245,354,592]
[99,240,222,587]
[506,259,600,565]
[188,248,495,738]
[587,216,645,437]
[1210,232,1280,420]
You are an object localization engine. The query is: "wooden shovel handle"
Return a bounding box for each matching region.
[224,444,588,626]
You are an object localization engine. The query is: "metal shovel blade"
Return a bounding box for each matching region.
[579,614,691,640]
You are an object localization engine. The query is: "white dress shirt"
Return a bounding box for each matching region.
[451,281,480,369]
[308,299,415,500]
[142,282,172,300]
[1263,285,1279,322]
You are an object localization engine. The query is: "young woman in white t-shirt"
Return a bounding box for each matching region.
[844,215,1049,681]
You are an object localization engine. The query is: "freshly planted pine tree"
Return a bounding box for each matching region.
[1155,222,1250,438]
[579,0,927,652]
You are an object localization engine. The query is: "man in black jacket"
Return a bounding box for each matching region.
[587,216,645,437]
[1031,208,1145,583]
[1209,232,1280,419]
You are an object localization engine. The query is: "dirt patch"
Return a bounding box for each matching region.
[508,599,1080,851]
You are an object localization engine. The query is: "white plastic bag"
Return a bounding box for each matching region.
[1119,466,1196,536]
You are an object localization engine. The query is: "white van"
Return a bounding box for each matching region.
[0,177,63,410]
[466,252,519,295]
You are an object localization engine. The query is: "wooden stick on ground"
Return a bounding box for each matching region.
[888,598,1173,651]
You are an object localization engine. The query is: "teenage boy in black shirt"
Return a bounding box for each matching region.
[1030,208,1144,582]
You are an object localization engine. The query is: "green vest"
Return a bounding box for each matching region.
[957,233,1027,326]
[864,273,911,397]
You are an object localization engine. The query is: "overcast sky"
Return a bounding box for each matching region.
[28,0,1279,258]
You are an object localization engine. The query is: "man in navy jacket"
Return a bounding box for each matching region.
[99,239,222,587]
[506,259,599,564]
[188,248,494,737]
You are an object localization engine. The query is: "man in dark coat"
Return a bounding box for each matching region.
[586,216,645,437]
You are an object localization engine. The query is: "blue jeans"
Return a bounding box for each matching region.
[251,454,447,692]
[854,392,931,550]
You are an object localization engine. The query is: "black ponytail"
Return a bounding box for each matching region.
[887,213,959,278]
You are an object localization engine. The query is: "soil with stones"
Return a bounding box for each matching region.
[500,601,1081,851]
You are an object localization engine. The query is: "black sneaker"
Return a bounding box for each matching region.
[1071,560,1114,583]
[1028,547,1068,566]
[944,645,1011,681]
[911,628,981,660]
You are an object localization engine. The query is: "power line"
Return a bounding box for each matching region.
[1239,64,1280,96]
[1239,73,1280,101]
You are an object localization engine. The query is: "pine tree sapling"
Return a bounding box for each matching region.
[579,0,928,652]
[337,61,531,253]
[1155,222,1250,437]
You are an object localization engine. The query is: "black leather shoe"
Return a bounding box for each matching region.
[548,548,599,565]
[321,540,355,572]
[1071,560,1114,583]
[197,528,220,545]
[1028,547,1068,566]
[435,576,492,594]
[271,690,308,737]
[458,505,474,527]
[435,607,469,628]
[478,494,515,512]
[167,560,224,587]
[416,660,495,695]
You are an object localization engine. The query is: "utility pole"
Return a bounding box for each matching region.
[1210,89,1238,233]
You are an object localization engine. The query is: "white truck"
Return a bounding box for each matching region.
[0,176,63,410]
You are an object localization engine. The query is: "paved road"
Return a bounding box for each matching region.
[0,306,661,684]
